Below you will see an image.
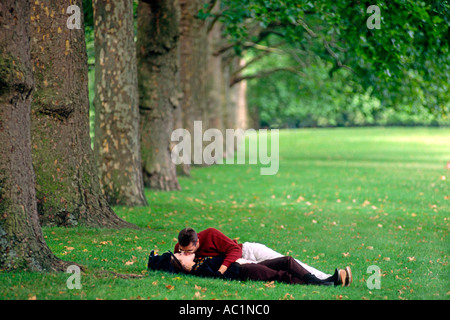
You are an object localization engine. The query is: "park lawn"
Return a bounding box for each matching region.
[0,127,448,300]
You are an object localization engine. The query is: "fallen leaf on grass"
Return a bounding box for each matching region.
[124,256,138,266]
[195,285,207,292]
[194,291,205,299]
[282,293,294,300]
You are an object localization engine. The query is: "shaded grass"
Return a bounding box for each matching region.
[1,127,449,300]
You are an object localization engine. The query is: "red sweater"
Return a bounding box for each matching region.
[174,228,242,268]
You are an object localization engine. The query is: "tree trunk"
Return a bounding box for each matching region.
[0,0,69,271]
[92,0,147,206]
[137,0,181,191]
[178,0,208,172]
[222,61,235,131]
[206,9,225,135]
[30,0,137,229]
[234,59,249,130]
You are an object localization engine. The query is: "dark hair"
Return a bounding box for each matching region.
[148,250,182,274]
[178,227,198,247]
[170,254,187,274]
[147,250,189,274]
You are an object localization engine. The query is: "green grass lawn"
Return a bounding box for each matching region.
[1,127,449,300]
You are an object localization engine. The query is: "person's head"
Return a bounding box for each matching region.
[148,250,183,274]
[172,252,195,273]
[147,250,195,274]
[178,228,199,255]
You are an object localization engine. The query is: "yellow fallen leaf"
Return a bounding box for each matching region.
[125,256,137,265]
[194,291,205,299]
[282,293,294,300]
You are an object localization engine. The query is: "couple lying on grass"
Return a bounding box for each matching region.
[148,227,352,287]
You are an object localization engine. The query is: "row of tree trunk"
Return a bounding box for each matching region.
[0,0,248,271]
[135,0,249,191]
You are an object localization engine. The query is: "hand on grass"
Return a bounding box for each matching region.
[218,265,228,274]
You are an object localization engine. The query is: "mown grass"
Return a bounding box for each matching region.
[1,127,449,300]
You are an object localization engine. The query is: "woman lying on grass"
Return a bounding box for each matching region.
[147,250,352,287]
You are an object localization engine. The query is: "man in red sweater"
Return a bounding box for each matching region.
[174,227,242,275]
[173,227,352,286]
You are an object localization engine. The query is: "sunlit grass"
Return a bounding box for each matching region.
[1,127,448,300]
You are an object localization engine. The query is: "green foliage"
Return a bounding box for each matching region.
[245,46,450,128]
[82,0,94,29]
[213,0,450,115]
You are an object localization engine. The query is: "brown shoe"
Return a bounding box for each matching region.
[338,269,347,287]
[345,266,352,287]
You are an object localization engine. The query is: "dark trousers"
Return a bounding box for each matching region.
[238,256,311,285]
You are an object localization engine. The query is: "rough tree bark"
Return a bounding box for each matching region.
[178,0,209,172]
[0,0,69,271]
[137,0,181,191]
[231,58,249,130]
[92,0,147,206]
[205,5,225,135]
[30,0,136,228]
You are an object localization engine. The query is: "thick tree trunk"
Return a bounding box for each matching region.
[222,62,235,131]
[206,12,225,135]
[30,0,137,228]
[0,0,69,271]
[234,59,249,130]
[137,0,181,191]
[93,0,147,206]
[178,0,208,172]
